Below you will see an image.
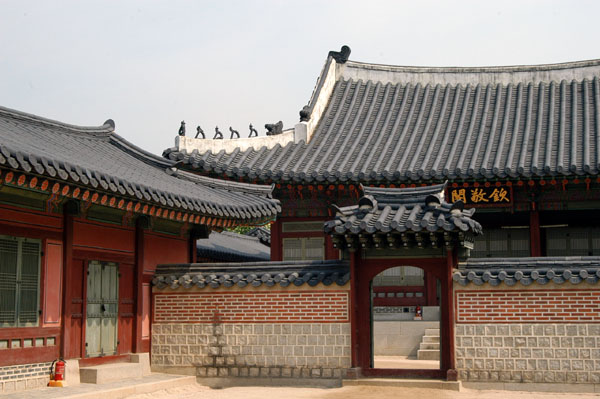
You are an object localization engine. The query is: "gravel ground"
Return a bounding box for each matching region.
[123,383,599,399]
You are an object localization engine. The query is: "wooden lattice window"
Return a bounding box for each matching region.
[282,237,324,261]
[0,236,41,327]
[471,227,530,258]
[546,227,600,256]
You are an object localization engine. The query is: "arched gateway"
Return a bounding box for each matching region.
[325,182,482,379]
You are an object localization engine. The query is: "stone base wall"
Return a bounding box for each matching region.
[0,362,52,393]
[152,323,351,379]
[456,324,600,383]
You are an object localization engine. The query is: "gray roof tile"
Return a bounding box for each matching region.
[153,260,349,289]
[454,257,600,286]
[325,182,481,250]
[165,59,600,184]
[197,231,270,262]
[0,106,280,223]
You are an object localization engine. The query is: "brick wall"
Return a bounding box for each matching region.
[455,287,600,384]
[456,291,600,323]
[154,291,349,323]
[0,362,52,393]
[152,288,351,379]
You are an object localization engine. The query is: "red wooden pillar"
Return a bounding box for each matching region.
[530,209,541,257]
[441,249,457,381]
[349,250,359,369]
[271,220,283,261]
[60,203,76,359]
[133,218,147,353]
[188,229,197,263]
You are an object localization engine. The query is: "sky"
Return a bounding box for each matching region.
[1,0,600,156]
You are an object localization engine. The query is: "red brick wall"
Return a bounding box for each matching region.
[153,291,349,323]
[456,290,600,323]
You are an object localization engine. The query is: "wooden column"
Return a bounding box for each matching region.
[441,249,457,381]
[60,202,76,359]
[271,220,283,261]
[188,229,197,263]
[530,209,541,257]
[349,250,359,368]
[133,217,148,353]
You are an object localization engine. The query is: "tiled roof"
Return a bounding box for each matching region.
[0,106,280,223]
[164,56,600,184]
[454,257,600,286]
[245,226,271,246]
[324,182,481,250]
[152,260,349,289]
[197,231,270,262]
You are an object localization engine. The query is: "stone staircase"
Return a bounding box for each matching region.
[79,353,151,384]
[417,328,440,360]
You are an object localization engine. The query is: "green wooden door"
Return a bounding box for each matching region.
[86,261,119,357]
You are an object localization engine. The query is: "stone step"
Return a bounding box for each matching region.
[0,374,196,399]
[424,328,440,336]
[417,348,441,360]
[419,342,440,350]
[422,336,440,343]
[343,378,460,391]
[80,362,144,384]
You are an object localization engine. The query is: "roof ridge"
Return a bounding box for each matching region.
[344,58,600,74]
[168,167,276,198]
[218,230,261,242]
[0,105,114,135]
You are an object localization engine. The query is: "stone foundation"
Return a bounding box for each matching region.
[456,324,600,383]
[151,322,351,379]
[0,362,52,393]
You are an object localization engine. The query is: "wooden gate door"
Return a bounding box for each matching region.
[86,261,119,357]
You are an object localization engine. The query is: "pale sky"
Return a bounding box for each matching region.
[1,0,599,155]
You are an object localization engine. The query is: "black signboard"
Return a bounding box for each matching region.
[448,186,512,206]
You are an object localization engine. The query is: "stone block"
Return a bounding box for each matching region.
[549,360,561,370]
[197,367,207,377]
[249,367,259,377]
[218,368,228,377]
[281,367,292,378]
[207,367,218,377]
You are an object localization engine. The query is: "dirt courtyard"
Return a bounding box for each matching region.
[124,383,599,399]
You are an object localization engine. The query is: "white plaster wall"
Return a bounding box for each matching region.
[176,130,294,155]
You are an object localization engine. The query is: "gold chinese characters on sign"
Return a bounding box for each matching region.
[448,186,512,206]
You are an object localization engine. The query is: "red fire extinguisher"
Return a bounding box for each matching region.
[415,305,423,318]
[51,359,66,381]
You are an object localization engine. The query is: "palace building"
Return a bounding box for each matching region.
[158,47,600,388]
[0,106,279,392]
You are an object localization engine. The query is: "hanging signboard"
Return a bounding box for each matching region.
[447,186,512,206]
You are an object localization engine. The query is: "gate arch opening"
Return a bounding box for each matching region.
[371,265,441,369]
